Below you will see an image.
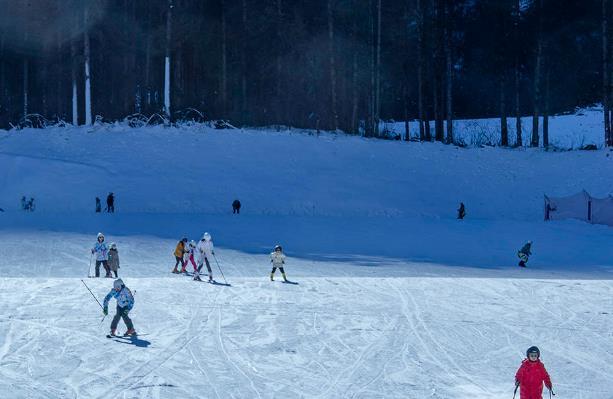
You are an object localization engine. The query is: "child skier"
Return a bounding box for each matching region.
[172,238,188,273]
[103,278,136,337]
[108,242,120,278]
[270,245,288,282]
[185,240,200,280]
[518,241,532,267]
[196,232,215,282]
[91,232,111,277]
[515,346,554,399]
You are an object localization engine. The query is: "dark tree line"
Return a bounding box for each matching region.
[0,0,611,146]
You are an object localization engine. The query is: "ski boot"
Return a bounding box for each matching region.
[270,272,274,281]
[208,275,213,283]
[193,274,202,281]
[171,267,179,274]
[124,328,137,336]
[282,272,288,282]
[180,266,187,273]
[109,328,117,337]
[518,261,526,267]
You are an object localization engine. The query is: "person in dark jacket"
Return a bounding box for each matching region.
[518,241,532,267]
[106,192,115,213]
[96,197,101,213]
[457,202,466,219]
[232,199,241,214]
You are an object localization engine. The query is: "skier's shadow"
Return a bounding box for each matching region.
[113,336,151,348]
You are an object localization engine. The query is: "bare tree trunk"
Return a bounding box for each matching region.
[164,0,173,118]
[543,67,549,148]
[444,0,453,144]
[351,0,359,135]
[71,35,78,125]
[84,7,92,125]
[368,0,375,137]
[221,0,228,117]
[434,0,444,142]
[531,0,543,147]
[417,0,425,140]
[374,0,381,136]
[500,78,508,146]
[276,0,283,126]
[604,0,611,146]
[23,57,28,120]
[514,0,522,146]
[327,0,339,131]
[145,3,152,109]
[241,0,248,125]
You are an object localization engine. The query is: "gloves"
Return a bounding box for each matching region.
[103,307,108,315]
[91,249,95,254]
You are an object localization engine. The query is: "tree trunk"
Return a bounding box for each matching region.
[417,0,425,141]
[71,33,78,125]
[241,0,248,125]
[327,0,339,131]
[445,0,453,144]
[276,0,283,126]
[221,0,228,117]
[434,0,444,142]
[531,0,543,148]
[374,0,381,136]
[514,0,522,146]
[164,0,173,119]
[84,7,92,125]
[23,57,28,120]
[351,0,359,135]
[500,78,508,146]
[604,0,611,146]
[543,66,550,148]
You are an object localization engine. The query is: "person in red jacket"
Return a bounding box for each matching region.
[515,346,554,399]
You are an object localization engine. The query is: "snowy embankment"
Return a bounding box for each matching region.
[0,120,612,398]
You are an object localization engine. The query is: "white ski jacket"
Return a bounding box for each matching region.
[270,252,286,267]
[197,239,215,262]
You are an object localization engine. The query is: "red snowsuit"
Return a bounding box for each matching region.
[515,359,552,399]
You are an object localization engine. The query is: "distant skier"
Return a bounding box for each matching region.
[232,199,241,214]
[515,346,554,399]
[186,240,200,278]
[196,232,215,282]
[270,245,288,282]
[518,241,532,267]
[91,232,111,277]
[106,192,115,213]
[457,202,466,219]
[95,197,101,213]
[103,278,136,337]
[108,242,120,278]
[172,238,188,273]
[21,196,26,210]
[27,197,35,212]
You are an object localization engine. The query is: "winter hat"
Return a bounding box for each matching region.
[113,279,124,290]
[526,346,540,358]
[97,232,105,240]
[181,237,188,243]
[189,240,196,247]
[274,245,282,252]
[109,242,117,250]
[203,232,212,241]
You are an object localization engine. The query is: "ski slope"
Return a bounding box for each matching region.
[0,119,613,398]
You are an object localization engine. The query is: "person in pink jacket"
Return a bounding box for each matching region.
[515,346,554,399]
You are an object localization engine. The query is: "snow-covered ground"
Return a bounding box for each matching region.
[1,118,613,398]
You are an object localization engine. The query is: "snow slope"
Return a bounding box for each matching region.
[0,120,613,398]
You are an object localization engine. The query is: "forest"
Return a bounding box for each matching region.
[0,0,612,146]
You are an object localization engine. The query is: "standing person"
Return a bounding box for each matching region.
[457,202,466,219]
[108,242,120,278]
[172,238,188,273]
[196,232,215,282]
[95,197,101,213]
[21,196,26,210]
[106,192,115,213]
[518,241,532,267]
[232,199,241,214]
[515,346,554,398]
[91,232,111,277]
[27,197,35,211]
[270,245,288,282]
[103,278,136,337]
[185,240,200,279]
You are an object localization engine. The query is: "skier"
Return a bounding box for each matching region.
[106,192,115,213]
[27,197,35,211]
[232,199,241,214]
[515,346,554,399]
[108,242,120,278]
[196,232,215,282]
[20,196,26,210]
[185,240,200,279]
[103,278,136,337]
[518,241,532,267]
[270,245,288,282]
[95,197,101,213]
[457,202,466,219]
[172,238,188,273]
[91,232,111,277]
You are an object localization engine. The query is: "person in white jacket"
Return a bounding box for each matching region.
[195,232,215,282]
[270,245,288,282]
[91,232,111,278]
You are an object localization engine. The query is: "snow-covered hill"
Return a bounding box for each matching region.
[0,119,612,398]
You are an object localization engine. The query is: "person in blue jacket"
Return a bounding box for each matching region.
[103,278,136,336]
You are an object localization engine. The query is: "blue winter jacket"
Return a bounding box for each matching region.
[103,286,134,310]
[93,242,109,261]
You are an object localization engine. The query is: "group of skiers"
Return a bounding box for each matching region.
[20,196,35,211]
[91,232,120,278]
[95,192,115,213]
[172,233,216,282]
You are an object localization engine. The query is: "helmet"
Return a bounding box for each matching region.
[274,245,282,252]
[181,237,188,243]
[110,242,117,250]
[97,232,105,240]
[189,240,196,248]
[203,232,211,241]
[113,279,124,290]
[526,346,540,358]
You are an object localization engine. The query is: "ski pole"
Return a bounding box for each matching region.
[213,254,228,285]
[88,252,93,278]
[513,382,519,399]
[81,279,103,310]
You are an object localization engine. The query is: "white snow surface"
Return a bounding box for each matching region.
[0,119,613,398]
